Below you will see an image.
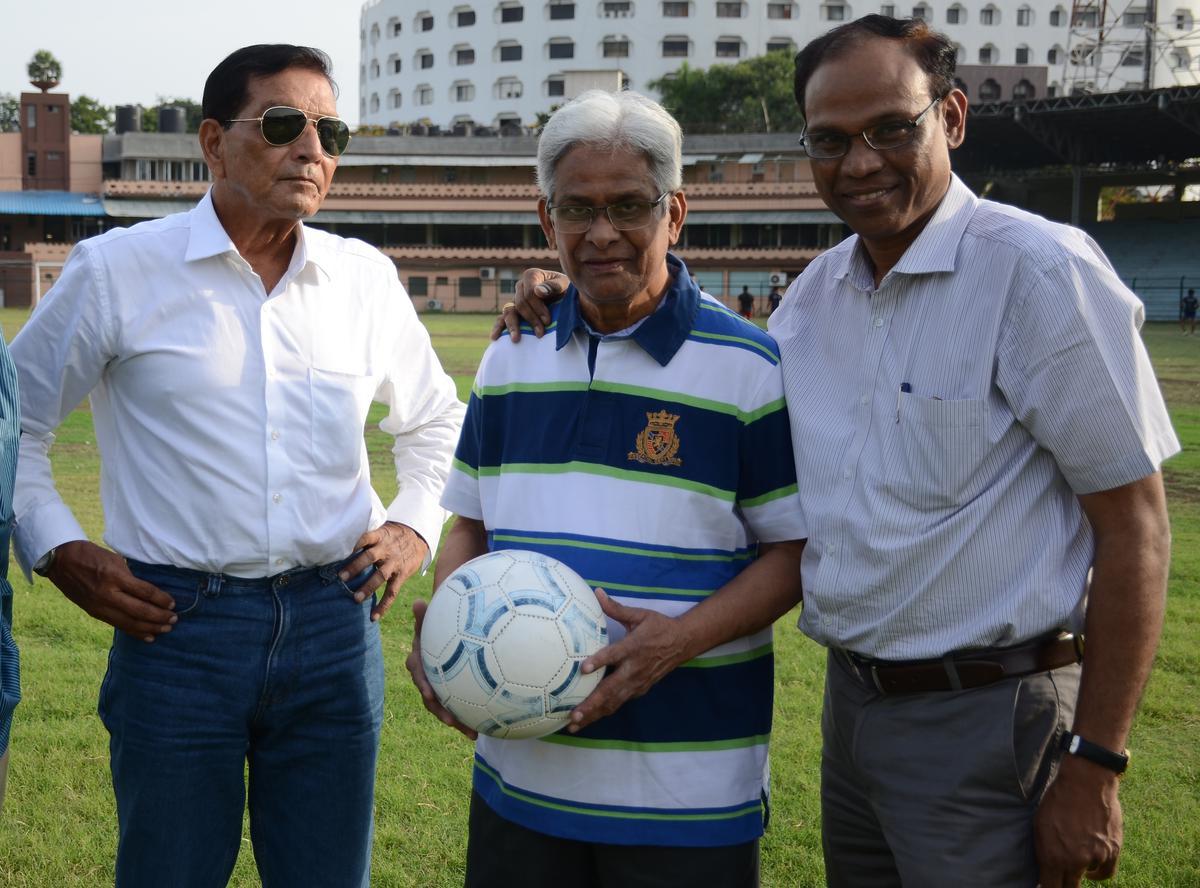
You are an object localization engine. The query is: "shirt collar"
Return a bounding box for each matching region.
[184,188,333,280]
[835,173,979,288]
[554,252,700,367]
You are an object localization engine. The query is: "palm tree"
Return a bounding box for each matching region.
[27,50,62,91]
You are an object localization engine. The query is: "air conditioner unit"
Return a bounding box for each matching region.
[479,267,497,280]
[426,298,443,311]
[768,271,788,287]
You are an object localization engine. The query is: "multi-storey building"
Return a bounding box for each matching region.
[357,0,1200,128]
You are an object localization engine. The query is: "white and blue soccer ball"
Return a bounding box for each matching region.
[420,549,608,739]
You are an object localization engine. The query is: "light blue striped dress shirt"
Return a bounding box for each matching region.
[0,335,20,754]
[769,175,1179,661]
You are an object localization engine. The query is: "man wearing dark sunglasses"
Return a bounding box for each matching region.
[10,44,464,888]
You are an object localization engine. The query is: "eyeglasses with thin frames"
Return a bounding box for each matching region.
[547,192,672,233]
[798,95,945,160]
[226,105,352,158]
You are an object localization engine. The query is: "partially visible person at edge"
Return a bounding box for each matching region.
[1181,287,1197,334]
[737,285,755,318]
[407,89,806,888]
[767,286,783,314]
[0,340,18,817]
[496,15,1177,888]
[10,44,464,887]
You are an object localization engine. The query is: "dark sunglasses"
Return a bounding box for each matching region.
[226,105,351,157]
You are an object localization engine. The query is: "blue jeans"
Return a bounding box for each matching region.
[99,560,385,888]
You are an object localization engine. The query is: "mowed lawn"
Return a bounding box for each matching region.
[0,308,1196,887]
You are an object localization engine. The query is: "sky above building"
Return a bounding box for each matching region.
[3,0,363,124]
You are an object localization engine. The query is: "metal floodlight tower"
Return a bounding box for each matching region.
[1063,0,1200,94]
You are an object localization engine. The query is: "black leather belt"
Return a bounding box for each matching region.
[837,632,1083,694]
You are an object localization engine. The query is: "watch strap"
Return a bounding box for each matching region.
[1060,731,1130,775]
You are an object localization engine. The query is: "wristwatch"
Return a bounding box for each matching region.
[1060,731,1130,777]
[32,545,58,577]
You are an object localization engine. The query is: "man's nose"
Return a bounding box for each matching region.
[585,209,621,246]
[291,119,324,161]
[840,134,885,177]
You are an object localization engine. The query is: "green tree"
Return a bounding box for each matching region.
[650,52,804,134]
[71,95,113,134]
[140,97,203,132]
[27,49,63,86]
[0,94,19,133]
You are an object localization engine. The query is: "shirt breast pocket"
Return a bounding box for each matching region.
[308,365,378,476]
[891,394,987,509]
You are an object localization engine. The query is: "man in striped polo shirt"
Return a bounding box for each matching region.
[407,90,806,887]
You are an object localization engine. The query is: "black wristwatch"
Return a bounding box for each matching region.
[1060,731,1130,777]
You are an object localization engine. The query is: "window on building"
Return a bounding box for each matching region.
[1072,9,1097,26]
[454,81,476,101]
[392,20,402,36]
[1121,47,1144,66]
[370,23,380,42]
[766,39,796,53]
[419,13,434,30]
[1017,5,1032,24]
[1015,44,1029,63]
[417,84,434,104]
[393,58,402,73]
[980,5,998,24]
[1070,42,1095,64]
[603,1,632,15]
[716,2,743,17]
[26,106,35,128]
[1048,45,1063,64]
[911,4,929,20]
[408,276,429,296]
[549,38,575,58]
[390,91,403,109]
[946,4,963,23]
[824,4,846,20]
[26,153,36,176]
[456,47,475,64]
[1123,7,1148,25]
[547,76,566,96]
[370,59,380,78]
[1177,10,1194,29]
[1013,79,1035,99]
[881,3,895,15]
[662,0,689,13]
[603,37,631,57]
[499,42,523,60]
[767,2,794,17]
[662,36,690,56]
[496,77,524,98]
[550,0,575,18]
[459,277,482,298]
[418,50,434,68]
[501,3,524,21]
[715,38,742,56]
[456,8,477,25]
[1170,49,1191,68]
[953,43,965,62]
[978,79,1001,100]
[978,44,997,63]
[1049,5,1065,25]
[370,93,380,112]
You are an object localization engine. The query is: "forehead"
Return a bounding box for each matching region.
[552,145,656,199]
[804,38,931,129]
[240,67,337,117]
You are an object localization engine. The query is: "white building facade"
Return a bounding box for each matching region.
[358,0,1200,129]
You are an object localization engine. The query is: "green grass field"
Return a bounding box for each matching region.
[0,309,1196,886]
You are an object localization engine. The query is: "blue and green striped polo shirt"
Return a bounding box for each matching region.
[441,254,806,847]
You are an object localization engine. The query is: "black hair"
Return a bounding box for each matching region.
[202,44,337,125]
[793,15,957,116]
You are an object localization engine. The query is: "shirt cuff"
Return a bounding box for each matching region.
[13,503,88,583]
[386,487,450,572]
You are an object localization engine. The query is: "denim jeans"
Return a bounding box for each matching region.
[99,560,385,888]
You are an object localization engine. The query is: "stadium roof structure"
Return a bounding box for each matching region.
[0,191,106,217]
[954,84,1200,173]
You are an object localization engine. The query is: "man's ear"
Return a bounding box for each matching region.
[667,191,687,246]
[537,197,557,250]
[198,118,227,180]
[942,88,968,150]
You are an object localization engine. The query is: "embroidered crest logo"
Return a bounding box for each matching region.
[628,410,683,467]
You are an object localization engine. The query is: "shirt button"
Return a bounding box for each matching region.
[825,543,836,555]
[859,394,869,406]
[275,558,284,566]
[872,317,884,328]
[842,468,851,479]
[272,493,282,504]
[271,429,281,440]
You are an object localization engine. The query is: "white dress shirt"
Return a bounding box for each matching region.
[12,191,465,578]
[769,175,1179,660]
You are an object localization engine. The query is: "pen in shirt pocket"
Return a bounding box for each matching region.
[896,382,912,423]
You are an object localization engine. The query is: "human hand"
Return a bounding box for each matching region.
[1034,755,1123,887]
[567,589,689,733]
[48,540,177,643]
[341,521,429,622]
[405,598,479,739]
[489,269,569,342]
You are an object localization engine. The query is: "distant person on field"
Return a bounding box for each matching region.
[737,285,755,318]
[768,286,783,314]
[10,44,463,887]
[0,340,18,817]
[1181,287,1197,334]
[406,89,805,888]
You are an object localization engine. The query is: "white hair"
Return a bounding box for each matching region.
[536,90,683,199]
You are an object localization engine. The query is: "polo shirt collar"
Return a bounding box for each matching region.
[555,252,699,367]
[185,188,333,280]
[835,173,979,288]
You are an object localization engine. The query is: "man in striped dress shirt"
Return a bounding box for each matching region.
[771,15,1179,888]
[0,338,18,816]
[408,90,806,888]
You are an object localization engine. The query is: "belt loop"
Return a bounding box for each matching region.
[869,664,886,694]
[204,573,223,598]
[942,653,963,691]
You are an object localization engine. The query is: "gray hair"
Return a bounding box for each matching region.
[536,90,683,199]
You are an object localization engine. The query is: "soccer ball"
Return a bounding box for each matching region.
[420,549,609,739]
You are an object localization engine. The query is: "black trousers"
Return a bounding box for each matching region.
[464,790,760,888]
